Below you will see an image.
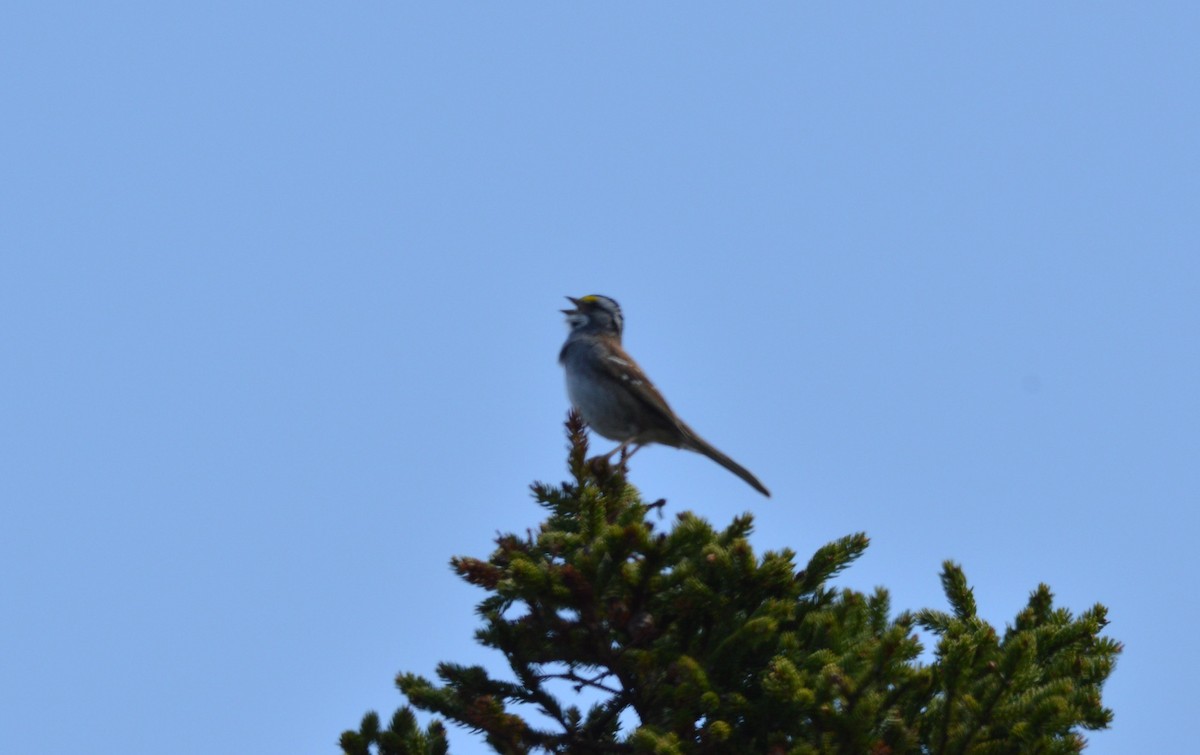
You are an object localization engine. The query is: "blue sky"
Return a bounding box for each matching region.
[2,4,1196,753]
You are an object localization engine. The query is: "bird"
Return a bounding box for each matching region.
[558,294,770,497]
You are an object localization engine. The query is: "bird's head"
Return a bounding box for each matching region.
[562,294,624,338]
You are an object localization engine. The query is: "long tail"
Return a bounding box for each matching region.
[679,427,771,497]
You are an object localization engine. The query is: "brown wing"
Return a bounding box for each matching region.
[593,337,683,437]
[592,337,770,495]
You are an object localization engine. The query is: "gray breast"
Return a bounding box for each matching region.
[562,342,638,442]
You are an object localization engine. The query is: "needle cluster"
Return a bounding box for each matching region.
[340,413,1119,754]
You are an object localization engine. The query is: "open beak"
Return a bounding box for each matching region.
[561,295,581,314]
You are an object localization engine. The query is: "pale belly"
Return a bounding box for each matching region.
[565,367,638,441]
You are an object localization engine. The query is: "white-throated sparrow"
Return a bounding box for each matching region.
[559,295,770,497]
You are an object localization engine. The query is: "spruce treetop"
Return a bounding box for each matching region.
[341,413,1119,754]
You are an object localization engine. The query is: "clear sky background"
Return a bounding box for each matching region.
[2,4,1196,753]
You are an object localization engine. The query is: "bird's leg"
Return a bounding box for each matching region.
[610,442,645,472]
[598,439,634,464]
[620,442,644,463]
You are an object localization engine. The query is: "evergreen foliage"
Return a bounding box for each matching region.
[341,413,1119,754]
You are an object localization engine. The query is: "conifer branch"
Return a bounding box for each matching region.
[342,414,1121,754]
